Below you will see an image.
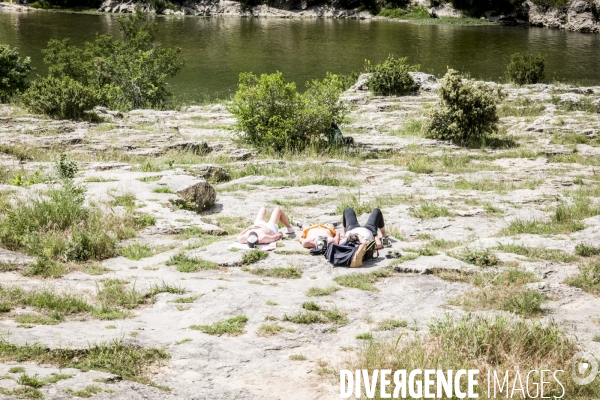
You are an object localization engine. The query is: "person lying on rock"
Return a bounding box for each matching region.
[339,207,389,250]
[237,207,295,248]
[298,223,340,249]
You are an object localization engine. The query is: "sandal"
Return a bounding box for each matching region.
[381,236,391,247]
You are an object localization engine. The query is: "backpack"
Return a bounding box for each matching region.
[325,243,357,267]
[349,240,378,268]
[329,123,355,147]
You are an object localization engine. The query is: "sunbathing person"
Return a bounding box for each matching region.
[237,207,295,248]
[298,223,340,249]
[339,207,389,250]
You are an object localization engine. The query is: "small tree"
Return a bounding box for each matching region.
[423,69,499,145]
[506,52,546,85]
[366,55,419,96]
[23,10,184,119]
[0,45,32,103]
[228,72,346,154]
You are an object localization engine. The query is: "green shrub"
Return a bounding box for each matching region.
[0,45,32,103]
[366,55,419,96]
[23,11,183,119]
[228,71,346,153]
[506,53,546,85]
[423,69,499,145]
[22,76,99,120]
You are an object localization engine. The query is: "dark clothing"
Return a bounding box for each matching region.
[325,243,357,267]
[342,207,385,237]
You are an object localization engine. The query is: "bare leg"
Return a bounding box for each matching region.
[380,227,388,237]
[255,207,268,223]
[269,207,291,229]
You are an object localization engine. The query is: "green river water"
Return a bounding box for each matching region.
[1,11,600,102]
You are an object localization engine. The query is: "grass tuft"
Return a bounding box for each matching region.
[409,203,453,219]
[333,269,391,292]
[0,339,169,386]
[346,314,597,398]
[356,332,373,340]
[242,249,269,265]
[306,286,341,297]
[244,266,302,279]
[575,243,600,257]
[376,319,407,331]
[166,253,218,272]
[257,324,284,337]
[301,301,321,311]
[190,315,248,336]
[565,262,600,296]
[451,247,499,267]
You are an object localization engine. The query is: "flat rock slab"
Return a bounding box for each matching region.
[0,248,35,267]
[393,254,473,274]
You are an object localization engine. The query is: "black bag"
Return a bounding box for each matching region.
[310,236,328,256]
[325,243,357,267]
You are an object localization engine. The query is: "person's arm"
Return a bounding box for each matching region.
[259,232,283,244]
[329,233,340,245]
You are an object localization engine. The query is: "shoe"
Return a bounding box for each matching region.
[381,236,391,247]
[386,251,393,259]
[293,220,304,229]
[286,227,296,234]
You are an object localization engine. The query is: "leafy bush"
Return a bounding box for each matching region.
[22,76,99,121]
[0,45,32,103]
[23,11,183,119]
[506,52,546,85]
[423,69,499,145]
[228,71,346,153]
[366,55,419,96]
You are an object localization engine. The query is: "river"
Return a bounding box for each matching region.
[1,11,600,102]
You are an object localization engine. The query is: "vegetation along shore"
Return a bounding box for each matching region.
[0,7,599,400]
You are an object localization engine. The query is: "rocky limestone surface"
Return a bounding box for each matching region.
[527,0,600,33]
[1,76,600,398]
[98,0,371,18]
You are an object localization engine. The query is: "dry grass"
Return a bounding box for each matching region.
[344,314,598,399]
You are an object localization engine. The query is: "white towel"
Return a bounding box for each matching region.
[228,242,277,251]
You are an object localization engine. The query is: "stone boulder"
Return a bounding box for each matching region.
[272,0,295,10]
[166,141,210,155]
[93,106,124,122]
[157,175,216,212]
[347,73,372,92]
[526,0,600,32]
[429,4,464,18]
[409,72,439,92]
[195,165,231,182]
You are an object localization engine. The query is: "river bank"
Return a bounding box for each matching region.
[2,0,600,33]
[0,76,599,398]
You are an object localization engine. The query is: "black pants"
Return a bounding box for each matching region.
[342,207,385,237]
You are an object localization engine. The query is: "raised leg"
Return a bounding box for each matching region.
[364,208,386,236]
[269,207,291,228]
[255,207,268,223]
[342,207,360,233]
